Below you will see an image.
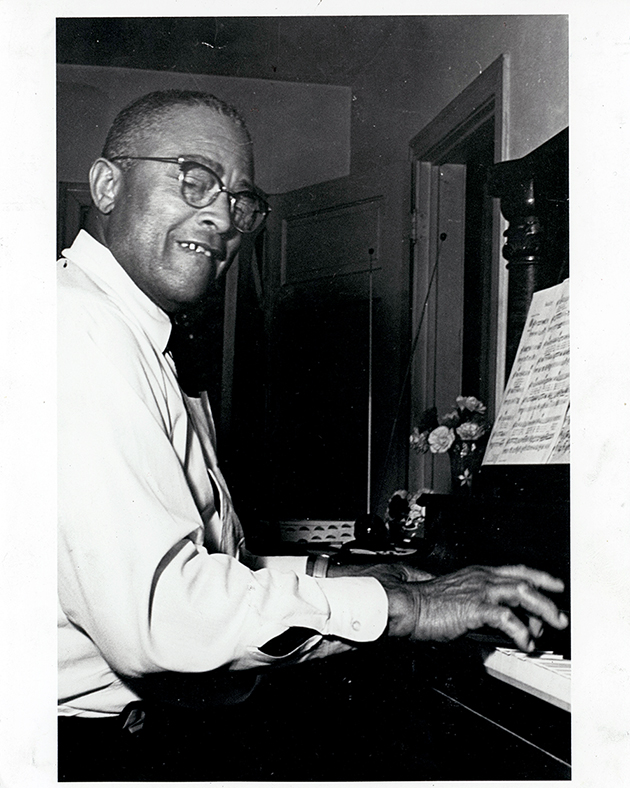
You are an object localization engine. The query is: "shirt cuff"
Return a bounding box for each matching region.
[315,576,388,642]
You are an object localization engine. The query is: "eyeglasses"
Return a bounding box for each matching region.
[110,155,270,234]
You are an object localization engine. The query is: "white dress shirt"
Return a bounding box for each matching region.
[58,231,388,717]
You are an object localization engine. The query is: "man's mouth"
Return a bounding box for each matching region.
[177,241,215,259]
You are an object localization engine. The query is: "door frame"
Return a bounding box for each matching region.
[408,55,509,491]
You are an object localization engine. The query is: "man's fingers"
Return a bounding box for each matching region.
[491,564,565,593]
[489,580,569,630]
[528,615,544,640]
[481,605,535,652]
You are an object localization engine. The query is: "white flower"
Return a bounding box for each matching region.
[456,421,486,441]
[428,425,456,453]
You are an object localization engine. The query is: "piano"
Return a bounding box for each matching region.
[399,460,571,778]
[256,463,571,781]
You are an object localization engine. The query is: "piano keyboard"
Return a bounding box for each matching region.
[482,647,570,712]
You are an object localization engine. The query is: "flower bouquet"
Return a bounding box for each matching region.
[410,396,492,492]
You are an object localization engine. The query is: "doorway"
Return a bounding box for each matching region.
[408,55,508,492]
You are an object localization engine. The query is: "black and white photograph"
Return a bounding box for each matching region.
[1,4,629,786]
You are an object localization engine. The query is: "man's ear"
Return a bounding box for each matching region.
[89,158,123,215]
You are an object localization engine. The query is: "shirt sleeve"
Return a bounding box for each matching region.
[244,553,388,643]
[58,286,387,680]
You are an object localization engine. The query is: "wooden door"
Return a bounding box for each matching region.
[262,194,384,521]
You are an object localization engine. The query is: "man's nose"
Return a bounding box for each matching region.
[195,191,232,234]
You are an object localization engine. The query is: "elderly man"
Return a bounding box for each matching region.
[58,89,568,781]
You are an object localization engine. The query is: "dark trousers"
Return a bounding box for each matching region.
[58,643,435,782]
[58,698,280,782]
[58,655,379,782]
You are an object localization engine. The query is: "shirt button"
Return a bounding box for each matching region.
[351,620,361,632]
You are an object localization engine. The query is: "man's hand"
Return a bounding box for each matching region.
[383,564,568,652]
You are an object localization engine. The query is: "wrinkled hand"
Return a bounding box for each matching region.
[383,564,568,652]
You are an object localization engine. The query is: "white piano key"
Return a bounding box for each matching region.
[482,647,570,712]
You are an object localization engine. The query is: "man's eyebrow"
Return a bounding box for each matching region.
[179,154,256,191]
[180,154,225,180]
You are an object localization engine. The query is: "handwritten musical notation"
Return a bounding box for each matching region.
[484,280,569,465]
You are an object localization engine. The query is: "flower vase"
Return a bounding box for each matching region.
[449,439,486,494]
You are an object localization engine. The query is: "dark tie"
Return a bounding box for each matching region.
[166,307,223,398]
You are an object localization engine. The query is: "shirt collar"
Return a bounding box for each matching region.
[62,230,173,353]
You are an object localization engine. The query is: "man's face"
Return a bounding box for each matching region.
[104,106,254,313]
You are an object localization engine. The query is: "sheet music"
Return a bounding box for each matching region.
[484,280,569,465]
[549,406,570,464]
